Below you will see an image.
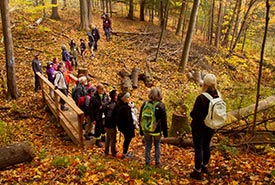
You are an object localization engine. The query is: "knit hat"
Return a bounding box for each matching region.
[87,87,96,94]
[121,92,130,102]
[78,76,87,84]
[203,74,217,87]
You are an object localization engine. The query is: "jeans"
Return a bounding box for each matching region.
[144,133,161,164]
[192,128,214,170]
[58,88,68,108]
[104,28,111,41]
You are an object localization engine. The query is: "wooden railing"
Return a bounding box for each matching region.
[36,72,84,147]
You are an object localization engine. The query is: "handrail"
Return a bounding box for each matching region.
[36,72,84,147]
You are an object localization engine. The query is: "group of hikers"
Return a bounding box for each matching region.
[31,12,223,181]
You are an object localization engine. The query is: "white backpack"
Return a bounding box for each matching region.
[202,92,227,130]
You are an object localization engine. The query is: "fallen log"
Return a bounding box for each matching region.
[226,95,275,123]
[161,137,193,147]
[0,141,35,170]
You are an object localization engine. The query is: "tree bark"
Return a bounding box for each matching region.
[214,0,224,47]
[79,0,90,30]
[0,142,35,170]
[131,67,139,89]
[50,0,61,20]
[176,0,185,36]
[169,113,190,137]
[128,0,134,20]
[140,0,146,21]
[0,0,19,100]
[178,0,201,73]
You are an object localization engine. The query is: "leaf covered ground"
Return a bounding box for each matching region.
[0,8,275,184]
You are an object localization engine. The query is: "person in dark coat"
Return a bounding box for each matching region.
[32,53,42,92]
[102,13,112,41]
[91,25,100,51]
[190,74,220,180]
[139,87,168,167]
[89,84,110,147]
[104,90,118,157]
[116,92,135,157]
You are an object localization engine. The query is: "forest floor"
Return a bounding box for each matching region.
[0,8,275,184]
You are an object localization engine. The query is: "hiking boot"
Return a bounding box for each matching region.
[190,170,202,180]
[84,133,91,140]
[201,166,210,175]
[95,140,103,148]
[155,163,162,168]
[61,106,69,111]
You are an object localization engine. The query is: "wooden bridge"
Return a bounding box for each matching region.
[36,72,84,147]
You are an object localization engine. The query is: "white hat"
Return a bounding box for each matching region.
[203,74,217,86]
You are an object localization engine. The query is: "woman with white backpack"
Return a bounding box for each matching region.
[190,74,224,180]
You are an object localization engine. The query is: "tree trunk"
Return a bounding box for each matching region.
[252,0,270,135]
[0,142,35,170]
[208,0,215,45]
[214,0,224,47]
[176,0,185,36]
[230,0,258,52]
[87,0,92,25]
[230,0,242,50]
[128,0,134,20]
[222,1,237,47]
[227,95,275,122]
[80,0,90,31]
[131,67,139,89]
[140,0,146,21]
[154,0,169,61]
[178,0,200,73]
[51,0,60,20]
[169,113,190,137]
[0,0,19,100]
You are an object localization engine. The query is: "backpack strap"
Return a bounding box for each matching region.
[202,92,213,100]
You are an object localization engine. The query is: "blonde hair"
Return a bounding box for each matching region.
[148,87,162,101]
[201,74,217,92]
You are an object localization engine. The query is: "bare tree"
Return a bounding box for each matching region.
[252,0,270,135]
[178,0,201,73]
[50,0,61,20]
[214,0,224,47]
[0,0,19,99]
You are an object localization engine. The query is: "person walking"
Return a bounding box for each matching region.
[88,84,110,147]
[189,74,220,180]
[32,53,42,92]
[69,39,79,70]
[91,25,100,51]
[54,63,69,111]
[102,13,112,41]
[139,87,168,167]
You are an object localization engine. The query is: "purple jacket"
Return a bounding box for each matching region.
[46,67,55,83]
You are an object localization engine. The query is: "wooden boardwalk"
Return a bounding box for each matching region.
[37,72,84,147]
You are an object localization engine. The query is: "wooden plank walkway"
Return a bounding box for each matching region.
[36,72,84,147]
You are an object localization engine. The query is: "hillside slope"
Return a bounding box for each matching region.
[0,8,274,184]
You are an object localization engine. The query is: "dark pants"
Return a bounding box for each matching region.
[122,133,133,154]
[105,127,117,155]
[192,128,214,170]
[71,57,78,68]
[94,119,104,140]
[94,41,98,51]
[34,74,40,92]
[58,88,68,108]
